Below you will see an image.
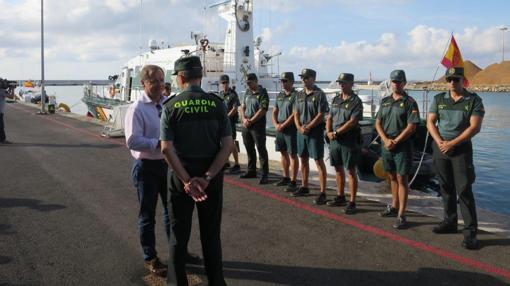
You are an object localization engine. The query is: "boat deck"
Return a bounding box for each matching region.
[1,102,509,286]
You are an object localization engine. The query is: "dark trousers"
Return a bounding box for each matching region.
[241,124,269,176]
[433,141,478,237]
[167,159,226,286]
[131,159,170,261]
[0,113,5,142]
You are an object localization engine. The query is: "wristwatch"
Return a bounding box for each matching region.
[204,174,213,182]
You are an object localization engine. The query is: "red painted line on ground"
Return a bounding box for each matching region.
[9,103,509,280]
[9,104,125,146]
[224,177,510,281]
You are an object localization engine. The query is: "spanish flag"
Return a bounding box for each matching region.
[441,35,469,87]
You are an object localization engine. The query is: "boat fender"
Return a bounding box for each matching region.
[373,158,388,179]
[57,103,71,113]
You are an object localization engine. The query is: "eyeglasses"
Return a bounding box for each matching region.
[447,77,461,83]
[146,79,164,85]
[221,81,228,85]
[391,80,402,84]
[301,77,309,81]
[280,79,288,83]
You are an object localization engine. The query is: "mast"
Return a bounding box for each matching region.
[217,0,255,93]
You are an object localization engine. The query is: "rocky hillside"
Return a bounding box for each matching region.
[471,61,510,85]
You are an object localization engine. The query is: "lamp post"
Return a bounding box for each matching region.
[500,26,508,63]
[39,0,47,114]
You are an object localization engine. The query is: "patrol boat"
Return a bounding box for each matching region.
[81,0,435,189]
[81,0,280,122]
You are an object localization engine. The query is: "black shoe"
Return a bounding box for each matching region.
[0,140,12,145]
[344,202,357,214]
[240,172,257,179]
[462,237,480,250]
[285,181,297,192]
[432,221,458,234]
[223,162,231,170]
[313,193,327,205]
[228,164,241,174]
[393,216,408,229]
[275,177,291,186]
[379,205,398,217]
[291,187,309,197]
[326,195,347,207]
[186,252,202,264]
[259,176,269,185]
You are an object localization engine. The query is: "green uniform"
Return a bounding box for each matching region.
[274,88,297,154]
[220,88,240,139]
[242,85,269,176]
[294,85,329,160]
[376,93,420,175]
[328,92,363,169]
[160,85,230,286]
[429,89,485,237]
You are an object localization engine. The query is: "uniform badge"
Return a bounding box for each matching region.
[448,67,456,76]
[400,102,404,108]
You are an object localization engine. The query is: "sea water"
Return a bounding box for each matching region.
[48,86,510,216]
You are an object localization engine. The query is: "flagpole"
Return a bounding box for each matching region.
[409,33,452,186]
[433,32,454,82]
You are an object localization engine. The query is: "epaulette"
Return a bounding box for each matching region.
[381,96,392,102]
[162,94,177,105]
[208,91,223,101]
[464,89,478,98]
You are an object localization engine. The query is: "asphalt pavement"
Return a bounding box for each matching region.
[1,102,509,286]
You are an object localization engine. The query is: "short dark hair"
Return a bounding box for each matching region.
[178,70,202,82]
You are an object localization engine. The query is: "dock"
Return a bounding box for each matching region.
[1,102,509,286]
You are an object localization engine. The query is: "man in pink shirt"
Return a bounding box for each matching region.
[124,65,169,277]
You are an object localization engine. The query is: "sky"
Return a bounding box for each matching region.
[1,0,509,81]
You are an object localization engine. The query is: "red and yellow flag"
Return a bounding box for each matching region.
[441,35,469,87]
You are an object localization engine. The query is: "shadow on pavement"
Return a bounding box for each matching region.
[187,261,510,286]
[0,142,120,149]
[0,198,66,212]
[0,224,15,235]
[0,255,13,265]
[481,238,510,248]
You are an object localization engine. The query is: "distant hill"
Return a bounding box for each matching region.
[471,61,510,85]
[436,60,482,82]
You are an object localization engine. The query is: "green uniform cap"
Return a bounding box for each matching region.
[172,56,203,75]
[336,73,354,83]
[390,70,406,82]
[280,72,294,81]
[445,67,464,79]
[299,68,317,79]
[219,74,229,82]
[246,73,258,81]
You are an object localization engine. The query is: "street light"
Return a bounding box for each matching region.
[38,0,47,114]
[500,26,508,62]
